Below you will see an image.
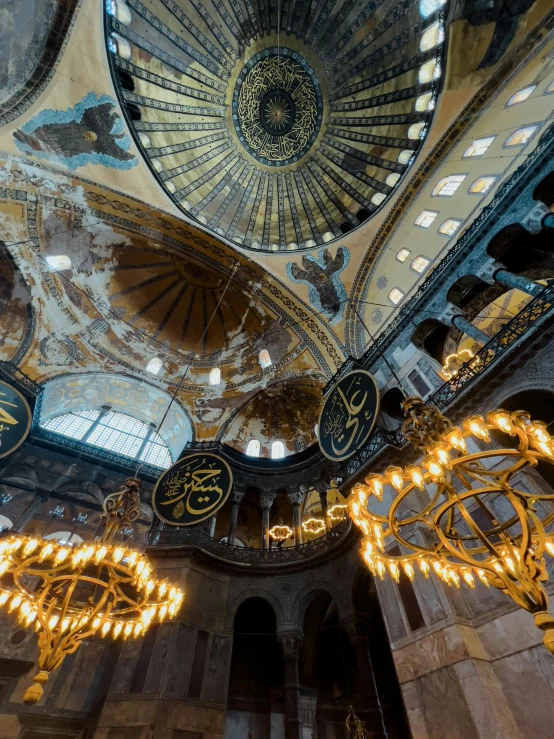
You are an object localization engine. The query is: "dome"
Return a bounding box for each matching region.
[105,0,443,251]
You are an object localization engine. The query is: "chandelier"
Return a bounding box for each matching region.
[269,520,293,542]
[0,478,184,703]
[347,396,554,654]
[328,503,347,521]
[440,348,478,380]
[302,517,326,535]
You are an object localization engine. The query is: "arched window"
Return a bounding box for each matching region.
[271,441,285,460]
[469,176,497,194]
[246,439,260,457]
[419,0,446,18]
[432,175,466,197]
[439,218,462,236]
[0,514,13,532]
[45,255,71,271]
[41,410,172,469]
[44,531,83,545]
[418,59,440,84]
[507,86,536,106]
[209,367,221,386]
[259,350,272,369]
[504,125,539,148]
[420,21,444,52]
[146,357,163,375]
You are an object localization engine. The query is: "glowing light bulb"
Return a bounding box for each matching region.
[145,579,155,594]
[23,539,39,557]
[94,546,107,564]
[461,570,475,589]
[55,547,70,564]
[352,483,368,506]
[135,560,145,576]
[134,622,143,638]
[424,457,444,481]
[403,562,415,581]
[101,621,111,637]
[61,618,70,633]
[126,551,138,567]
[465,416,490,441]
[113,547,125,563]
[528,422,550,444]
[351,501,360,518]
[388,562,400,583]
[477,569,490,588]
[387,467,404,492]
[0,560,10,576]
[407,466,424,490]
[418,559,430,578]
[123,622,133,639]
[0,592,9,606]
[449,570,460,588]
[113,623,123,638]
[39,542,55,562]
[445,429,467,452]
[159,605,168,620]
[8,595,22,613]
[376,560,386,579]
[92,617,102,630]
[545,540,554,557]
[158,581,168,598]
[48,615,59,629]
[430,444,450,466]
[489,411,514,434]
[365,476,383,500]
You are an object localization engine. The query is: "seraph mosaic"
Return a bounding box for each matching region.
[13,93,137,170]
[286,246,349,324]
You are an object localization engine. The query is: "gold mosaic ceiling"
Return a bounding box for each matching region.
[105,0,444,251]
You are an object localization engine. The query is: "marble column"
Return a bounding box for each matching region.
[318,486,329,530]
[14,494,47,533]
[208,513,217,538]
[287,492,303,545]
[227,491,244,546]
[494,268,543,296]
[260,493,274,549]
[278,631,303,739]
[451,314,490,345]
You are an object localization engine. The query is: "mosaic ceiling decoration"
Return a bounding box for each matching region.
[105,0,445,251]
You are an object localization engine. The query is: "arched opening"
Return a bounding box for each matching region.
[350,568,411,737]
[299,592,356,737]
[533,171,554,208]
[411,319,452,364]
[227,598,284,734]
[446,275,492,311]
[487,224,554,279]
[380,387,405,424]
[494,390,554,489]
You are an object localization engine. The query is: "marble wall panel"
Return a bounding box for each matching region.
[203,634,233,705]
[165,622,196,698]
[110,641,142,694]
[145,622,175,694]
[416,665,478,739]
[375,577,407,644]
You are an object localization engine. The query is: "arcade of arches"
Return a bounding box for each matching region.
[1,1,554,738]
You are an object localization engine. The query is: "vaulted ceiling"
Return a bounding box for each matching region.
[106,0,443,250]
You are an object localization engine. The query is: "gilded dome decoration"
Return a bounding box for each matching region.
[105,0,445,251]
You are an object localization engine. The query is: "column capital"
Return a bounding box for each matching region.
[277,630,303,657]
[287,492,303,506]
[340,614,369,642]
[521,200,550,233]
[231,490,245,505]
[260,494,275,510]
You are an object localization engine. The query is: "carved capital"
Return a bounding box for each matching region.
[231,491,245,505]
[521,201,550,233]
[277,630,303,657]
[260,493,275,510]
[287,492,303,506]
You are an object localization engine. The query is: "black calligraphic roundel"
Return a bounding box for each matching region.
[318,370,380,462]
[152,453,233,526]
[0,381,32,459]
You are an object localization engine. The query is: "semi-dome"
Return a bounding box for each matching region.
[105,0,445,251]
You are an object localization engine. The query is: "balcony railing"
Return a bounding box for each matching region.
[149,518,353,566]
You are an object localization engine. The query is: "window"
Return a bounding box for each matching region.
[246,439,260,457]
[371,193,386,205]
[41,410,172,469]
[397,150,413,164]
[411,256,431,273]
[0,515,13,532]
[420,21,444,52]
[44,531,83,545]
[209,367,221,386]
[546,80,554,94]
[259,349,272,369]
[506,86,536,106]
[408,369,431,396]
[469,176,497,194]
[386,173,400,187]
[396,248,411,263]
[45,255,71,271]
[432,175,466,197]
[504,125,538,147]
[408,122,426,140]
[271,441,285,459]
[146,357,163,375]
[419,59,440,84]
[463,136,495,158]
[414,210,438,228]
[415,92,434,112]
[388,288,404,305]
[439,218,462,236]
[419,0,446,18]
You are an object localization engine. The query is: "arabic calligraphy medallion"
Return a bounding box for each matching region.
[318,370,380,462]
[152,453,233,526]
[0,381,32,459]
[232,48,323,166]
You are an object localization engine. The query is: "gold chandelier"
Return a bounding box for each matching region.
[347,397,554,654]
[269,520,293,541]
[328,503,347,521]
[440,348,479,380]
[0,478,183,703]
[302,517,326,535]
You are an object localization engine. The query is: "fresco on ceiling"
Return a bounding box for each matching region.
[13,93,137,170]
[286,247,349,324]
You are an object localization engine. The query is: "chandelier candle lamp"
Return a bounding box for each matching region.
[347,397,554,654]
[269,520,293,542]
[302,517,327,535]
[0,478,184,703]
[328,503,348,522]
